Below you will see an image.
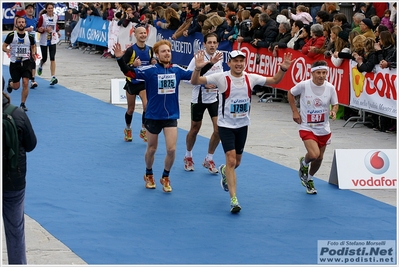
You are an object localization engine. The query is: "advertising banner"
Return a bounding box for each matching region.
[77,16,108,47]
[329,149,397,189]
[349,61,397,118]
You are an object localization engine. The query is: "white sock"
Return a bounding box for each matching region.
[185,150,192,158]
[302,158,309,166]
[308,175,314,181]
[205,153,213,161]
[126,125,131,129]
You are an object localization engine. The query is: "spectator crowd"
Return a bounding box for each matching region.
[10,2,398,132]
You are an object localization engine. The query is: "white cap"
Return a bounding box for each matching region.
[229,50,246,60]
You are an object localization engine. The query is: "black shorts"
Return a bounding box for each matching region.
[218,126,248,154]
[144,119,178,135]
[9,60,33,82]
[191,101,219,122]
[124,80,146,95]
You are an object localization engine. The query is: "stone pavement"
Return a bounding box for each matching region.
[2,41,397,265]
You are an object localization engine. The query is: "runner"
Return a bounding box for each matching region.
[184,33,223,174]
[121,26,156,142]
[113,40,223,192]
[23,3,39,89]
[287,60,339,194]
[2,16,36,111]
[36,3,60,85]
[191,49,293,213]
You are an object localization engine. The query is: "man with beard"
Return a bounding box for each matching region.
[3,16,36,111]
[113,40,223,193]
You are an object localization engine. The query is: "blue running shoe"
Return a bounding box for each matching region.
[37,66,42,76]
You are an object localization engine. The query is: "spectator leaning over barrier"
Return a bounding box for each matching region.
[301,24,326,58]
[223,15,239,42]
[352,12,365,34]
[182,3,202,38]
[270,21,292,57]
[360,18,376,39]
[282,20,305,50]
[353,37,379,73]
[201,14,227,38]
[172,4,194,39]
[113,40,222,193]
[376,30,396,70]
[251,13,278,48]
[102,2,115,21]
[322,25,342,58]
[156,7,180,30]
[331,30,350,67]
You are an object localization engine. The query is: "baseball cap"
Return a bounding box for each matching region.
[25,3,34,9]
[229,50,246,60]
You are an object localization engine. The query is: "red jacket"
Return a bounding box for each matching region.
[302,36,326,58]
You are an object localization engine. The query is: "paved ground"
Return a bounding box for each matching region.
[2,41,397,265]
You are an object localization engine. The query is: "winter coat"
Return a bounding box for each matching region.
[2,94,37,192]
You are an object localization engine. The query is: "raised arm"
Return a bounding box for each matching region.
[191,50,223,85]
[113,43,136,78]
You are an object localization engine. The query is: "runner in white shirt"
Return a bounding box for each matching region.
[191,49,293,213]
[184,33,224,174]
[287,60,339,194]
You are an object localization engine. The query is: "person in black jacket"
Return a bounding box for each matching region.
[251,13,278,48]
[2,76,37,264]
[353,37,379,72]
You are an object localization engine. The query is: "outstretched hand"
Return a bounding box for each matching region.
[112,43,126,58]
[194,50,207,69]
[209,52,224,65]
[279,52,294,70]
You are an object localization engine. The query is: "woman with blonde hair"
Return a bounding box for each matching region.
[353,37,378,72]
[156,7,180,30]
[201,13,226,36]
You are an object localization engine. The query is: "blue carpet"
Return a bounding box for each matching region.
[2,66,396,264]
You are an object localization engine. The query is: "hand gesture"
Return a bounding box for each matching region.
[134,56,141,67]
[278,52,293,70]
[194,50,207,69]
[112,43,126,58]
[209,51,223,64]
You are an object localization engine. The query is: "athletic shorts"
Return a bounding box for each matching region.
[218,126,248,154]
[299,130,332,148]
[9,60,33,82]
[191,101,218,122]
[144,119,178,135]
[124,80,145,95]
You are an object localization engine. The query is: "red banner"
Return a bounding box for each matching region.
[233,43,350,106]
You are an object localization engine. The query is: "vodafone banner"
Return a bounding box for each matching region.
[233,43,351,105]
[349,61,397,118]
[329,149,397,189]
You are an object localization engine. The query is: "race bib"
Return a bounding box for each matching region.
[15,45,29,58]
[157,73,176,94]
[230,99,249,118]
[306,111,326,128]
